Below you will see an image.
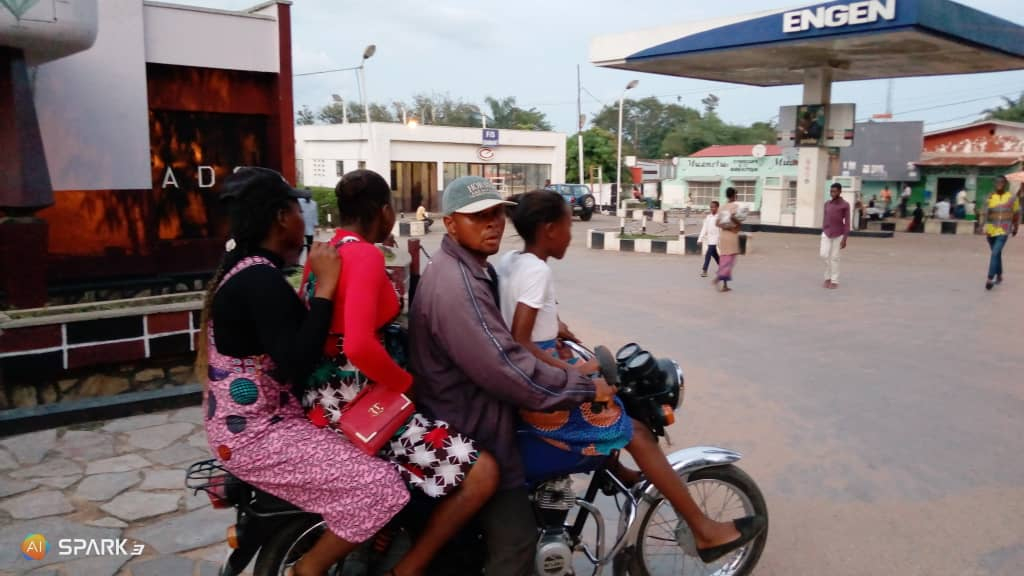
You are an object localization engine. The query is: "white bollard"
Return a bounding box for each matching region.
[620,217,625,235]
[679,217,685,236]
[641,215,647,235]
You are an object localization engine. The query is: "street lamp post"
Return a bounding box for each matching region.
[468,105,491,129]
[331,94,348,124]
[616,79,639,214]
[356,44,375,170]
[357,44,375,126]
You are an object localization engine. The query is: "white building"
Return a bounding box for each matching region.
[296,123,567,213]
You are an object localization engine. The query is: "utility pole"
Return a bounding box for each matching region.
[886,78,894,117]
[577,65,584,185]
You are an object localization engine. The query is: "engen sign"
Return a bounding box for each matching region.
[783,0,896,33]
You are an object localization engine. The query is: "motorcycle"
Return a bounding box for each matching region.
[187,342,768,576]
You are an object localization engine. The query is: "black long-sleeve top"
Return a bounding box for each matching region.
[211,249,332,394]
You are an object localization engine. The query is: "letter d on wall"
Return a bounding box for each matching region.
[198,166,216,189]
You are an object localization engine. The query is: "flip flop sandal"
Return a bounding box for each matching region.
[696,515,767,564]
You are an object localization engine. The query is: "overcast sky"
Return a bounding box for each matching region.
[176,0,1024,134]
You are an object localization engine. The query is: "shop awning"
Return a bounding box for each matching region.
[915,156,1021,167]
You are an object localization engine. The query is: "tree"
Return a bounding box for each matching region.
[318,101,394,124]
[659,113,776,157]
[485,96,553,131]
[296,105,315,125]
[592,97,701,159]
[701,93,720,116]
[309,92,553,129]
[984,92,1024,122]
[565,127,632,185]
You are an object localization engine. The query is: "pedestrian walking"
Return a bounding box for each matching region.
[821,182,850,289]
[698,201,721,278]
[982,175,1020,290]
[714,188,742,292]
[299,195,319,252]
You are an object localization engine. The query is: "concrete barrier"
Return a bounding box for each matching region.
[393,220,428,237]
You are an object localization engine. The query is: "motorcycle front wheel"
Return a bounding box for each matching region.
[253,516,405,576]
[627,464,768,576]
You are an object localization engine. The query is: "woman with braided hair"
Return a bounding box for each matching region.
[196,167,409,576]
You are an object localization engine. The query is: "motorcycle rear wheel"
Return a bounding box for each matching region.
[253,516,399,576]
[626,464,767,576]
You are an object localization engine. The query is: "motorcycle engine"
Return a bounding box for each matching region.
[535,532,574,576]
[532,477,575,576]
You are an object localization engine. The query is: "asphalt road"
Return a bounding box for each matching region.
[417,213,1024,576]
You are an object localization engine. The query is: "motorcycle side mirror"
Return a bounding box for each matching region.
[594,345,619,387]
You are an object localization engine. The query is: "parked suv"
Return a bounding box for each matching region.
[546,183,596,221]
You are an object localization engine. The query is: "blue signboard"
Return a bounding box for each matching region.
[482,129,499,146]
[625,0,1024,63]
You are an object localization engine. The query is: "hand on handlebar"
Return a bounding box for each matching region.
[576,358,601,375]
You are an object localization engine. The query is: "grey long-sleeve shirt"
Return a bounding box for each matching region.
[409,236,596,489]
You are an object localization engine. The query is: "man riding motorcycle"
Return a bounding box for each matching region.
[408,176,617,576]
[409,177,764,574]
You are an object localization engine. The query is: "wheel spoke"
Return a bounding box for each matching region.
[641,474,760,576]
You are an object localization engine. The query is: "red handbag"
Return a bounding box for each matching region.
[338,384,415,455]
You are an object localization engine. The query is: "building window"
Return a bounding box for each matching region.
[312,159,327,178]
[785,180,798,213]
[687,181,719,207]
[336,161,344,177]
[731,180,757,204]
[444,163,551,197]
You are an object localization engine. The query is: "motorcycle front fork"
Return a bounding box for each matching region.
[565,467,642,576]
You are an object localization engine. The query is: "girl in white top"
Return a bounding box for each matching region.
[497,190,762,563]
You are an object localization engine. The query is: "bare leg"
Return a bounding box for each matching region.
[293,531,360,576]
[392,452,500,576]
[624,420,740,550]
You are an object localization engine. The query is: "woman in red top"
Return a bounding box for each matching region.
[301,170,498,576]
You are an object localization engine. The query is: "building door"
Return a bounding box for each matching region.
[936,177,965,203]
[390,162,438,214]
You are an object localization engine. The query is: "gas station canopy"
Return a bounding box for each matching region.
[590,0,1024,86]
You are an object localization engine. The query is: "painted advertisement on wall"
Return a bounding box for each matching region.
[150,110,267,241]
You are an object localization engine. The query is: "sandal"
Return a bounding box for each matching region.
[696,515,766,563]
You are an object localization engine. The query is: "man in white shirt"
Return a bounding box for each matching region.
[934,198,952,220]
[416,204,433,231]
[298,195,318,249]
[698,200,721,278]
[900,184,912,217]
[955,189,968,219]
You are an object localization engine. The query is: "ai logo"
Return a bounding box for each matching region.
[21,534,48,561]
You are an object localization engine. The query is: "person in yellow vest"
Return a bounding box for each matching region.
[982,175,1020,290]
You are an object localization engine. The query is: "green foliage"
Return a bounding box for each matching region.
[485,96,553,131]
[308,186,338,226]
[590,96,775,159]
[305,92,553,130]
[297,105,315,125]
[566,127,632,185]
[984,92,1024,122]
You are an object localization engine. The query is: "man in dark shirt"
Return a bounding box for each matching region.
[821,182,850,289]
[409,176,614,576]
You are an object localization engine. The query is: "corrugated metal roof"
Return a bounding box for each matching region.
[690,145,782,158]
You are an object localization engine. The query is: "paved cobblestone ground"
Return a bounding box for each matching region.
[3,214,1023,575]
[0,408,232,576]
